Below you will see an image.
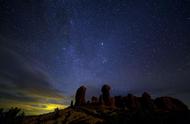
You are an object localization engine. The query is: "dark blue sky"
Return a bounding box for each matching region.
[0,0,190,114]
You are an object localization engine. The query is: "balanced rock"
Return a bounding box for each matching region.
[75,86,86,106]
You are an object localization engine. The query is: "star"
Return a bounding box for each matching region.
[101,42,104,46]
[62,47,66,51]
[102,57,107,64]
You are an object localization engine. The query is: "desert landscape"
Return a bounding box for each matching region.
[1,0,190,124]
[1,84,189,124]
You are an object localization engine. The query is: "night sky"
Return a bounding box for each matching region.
[0,0,190,115]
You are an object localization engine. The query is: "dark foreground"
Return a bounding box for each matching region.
[24,106,190,124]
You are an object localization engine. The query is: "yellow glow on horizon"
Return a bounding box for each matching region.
[25,103,68,115]
[44,103,67,111]
[0,101,68,115]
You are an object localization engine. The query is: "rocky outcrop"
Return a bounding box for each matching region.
[101,84,111,106]
[110,97,115,107]
[141,92,154,110]
[19,85,190,124]
[155,96,188,112]
[75,86,86,106]
[124,94,141,110]
[74,85,188,113]
[99,95,104,105]
[91,96,98,105]
[114,96,124,108]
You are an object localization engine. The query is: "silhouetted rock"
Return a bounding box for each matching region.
[125,94,141,110]
[110,97,115,107]
[99,95,104,105]
[70,100,74,107]
[101,84,111,106]
[91,96,98,105]
[86,100,90,105]
[75,86,86,106]
[141,92,154,110]
[115,96,124,108]
[155,96,188,112]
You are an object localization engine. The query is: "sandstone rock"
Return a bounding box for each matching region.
[91,96,98,105]
[101,84,111,106]
[110,97,115,107]
[75,86,86,106]
[99,95,104,105]
[125,94,141,110]
[154,96,188,112]
[86,100,90,105]
[141,92,154,110]
[114,96,124,108]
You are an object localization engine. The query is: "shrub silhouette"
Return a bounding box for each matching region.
[0,107,24,124]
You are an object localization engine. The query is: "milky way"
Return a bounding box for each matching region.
[0,0,190,114]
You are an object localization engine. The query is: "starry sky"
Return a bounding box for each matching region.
[0,0,190,115]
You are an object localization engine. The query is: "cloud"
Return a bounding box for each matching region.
[0,47,67,114]
[30,104,47,109]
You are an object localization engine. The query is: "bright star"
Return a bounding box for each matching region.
[101,42,104,46]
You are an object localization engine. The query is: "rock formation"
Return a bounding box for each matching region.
[75,86,86,106]
[110,97,115,107]
[101,84,111,106]
[74,85,188,113]
[20,85,190,124]
[141,92,154,110]
[115,96,124,108]
[125,94,141,110]
[99,95,104,105]
[91,96,98,105]
[155,96,188,111]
